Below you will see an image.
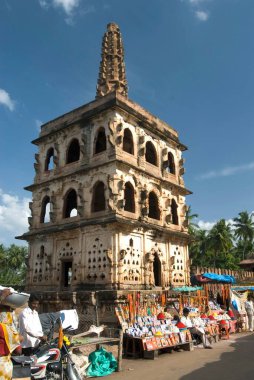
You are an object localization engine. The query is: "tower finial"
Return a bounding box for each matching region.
[96,23,128,98]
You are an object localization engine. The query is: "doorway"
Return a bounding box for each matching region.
[62,261,72,288]
[153,253,162,287]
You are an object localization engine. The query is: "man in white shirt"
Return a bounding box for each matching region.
[180,308,212,349]
[19,294,47,355]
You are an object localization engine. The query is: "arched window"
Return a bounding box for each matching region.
[123,129,134,155]
[94,128,107,154]
[66,139,80,164]
[167,152,175,174]
[40,196,51,223]
[124,182,135,213]
[145,141,157,166]
[171,199,179,225]
[91,182,105,212]
[45,148,54,171]
[148,192,160,220]
[63,189,78,218]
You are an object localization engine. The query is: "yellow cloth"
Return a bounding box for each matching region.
[0,320,20,380]
[0,356,13,380]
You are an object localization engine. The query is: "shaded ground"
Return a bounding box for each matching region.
[111,332,254,380]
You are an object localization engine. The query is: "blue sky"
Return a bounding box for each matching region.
[0,0,254,246]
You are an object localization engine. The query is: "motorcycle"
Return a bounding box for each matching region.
[12,324,82,380]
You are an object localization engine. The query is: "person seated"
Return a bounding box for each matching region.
[180,308,212,349]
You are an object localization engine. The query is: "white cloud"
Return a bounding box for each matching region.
[39,0,49,9]
[198,218,233,231]
[35,119,43,132]
[198,220,215,230]
[0,189,30,246]
[195,10,209,21]
[53,0,80,15]
[189,0,207,4]
[0,88,15,111]
[197,162,254,180]
[182,0,211,21]
[39,0,90,24]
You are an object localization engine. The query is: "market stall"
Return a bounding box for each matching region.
[168,286,221,343]
[115,292,193,359]
[190,273,238,336]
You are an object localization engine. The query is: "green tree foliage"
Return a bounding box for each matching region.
[0,244,28,286]
[185,206,199,235]
[189,209,254,270]
[206,219,234,267]
[233,211,254,260]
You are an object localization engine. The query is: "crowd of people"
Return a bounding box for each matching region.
[0,289,45,380]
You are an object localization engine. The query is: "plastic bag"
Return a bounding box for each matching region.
[86,347,117,377]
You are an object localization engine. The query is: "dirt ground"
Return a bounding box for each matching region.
[110,332,254,380]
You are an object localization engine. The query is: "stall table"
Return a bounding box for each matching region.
[124,333,194,360]
[70,330,123,371]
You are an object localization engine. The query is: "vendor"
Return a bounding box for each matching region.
[180,308,212,349]
[19,294,47,355]
[0,288,22,380]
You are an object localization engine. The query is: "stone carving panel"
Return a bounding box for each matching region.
[119,235,142,284]
[32,243,52,284]
[55,239,80,284]
[86,236,111,283]
[170,245,186,285]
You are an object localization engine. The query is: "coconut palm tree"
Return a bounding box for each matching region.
[0,244,27,286]
[233,211,254,260]
[185,206,199,235]
[206,219,233,267]
[189,228,208,267]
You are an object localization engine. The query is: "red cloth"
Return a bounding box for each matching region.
[176,322,187,329]
[0,324,10,356]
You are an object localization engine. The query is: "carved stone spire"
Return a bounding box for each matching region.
[96,23,128,98]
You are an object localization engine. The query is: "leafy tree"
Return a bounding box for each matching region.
[185,206,199,235]
[187,208,254,269]
[206,219,234,267]
[233,211,254,260]
[0,244,28,287]
[189,228,208,267]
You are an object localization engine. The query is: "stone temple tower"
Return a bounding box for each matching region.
[19,23,191,292]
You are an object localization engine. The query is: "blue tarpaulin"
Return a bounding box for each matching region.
[203,272,236,284]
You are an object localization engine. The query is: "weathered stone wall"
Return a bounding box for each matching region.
[26,224,189,291]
